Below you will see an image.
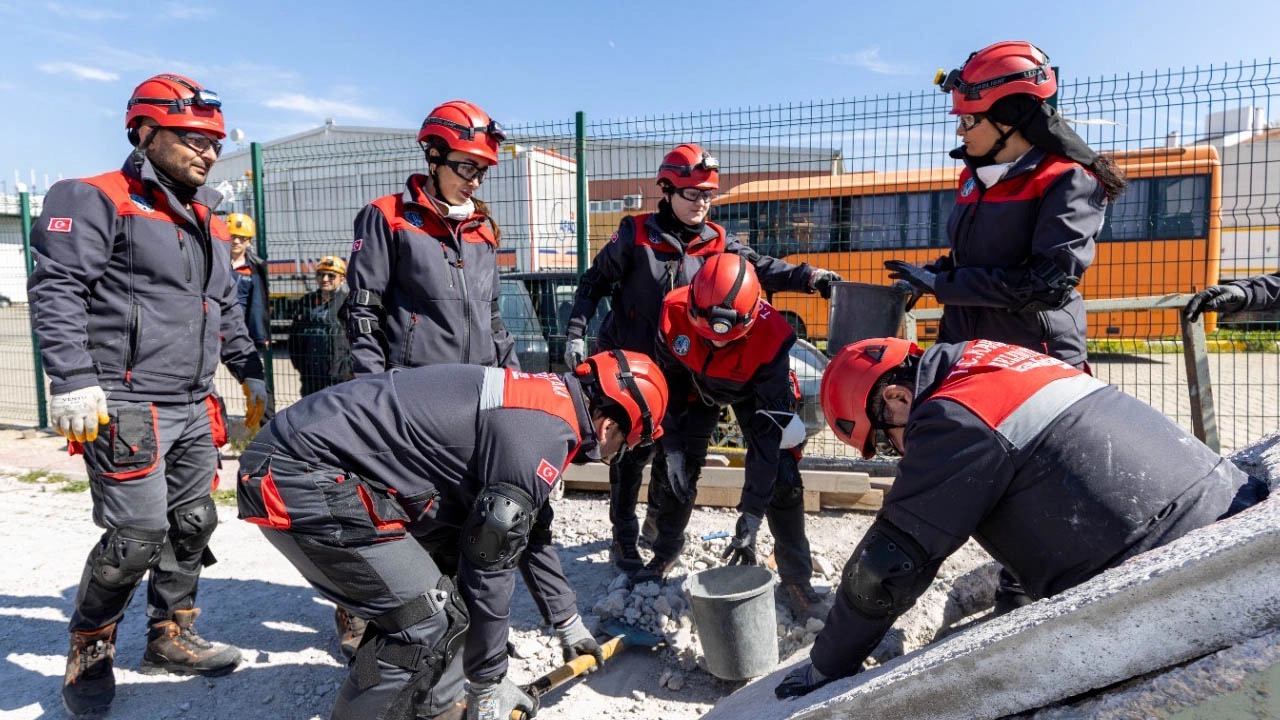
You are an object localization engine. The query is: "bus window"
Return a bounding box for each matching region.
[855,195,899,248]
[1101,177,1152,241]
[934,189,957,247]
[1154,175,1209,239]
[904,192,934,248]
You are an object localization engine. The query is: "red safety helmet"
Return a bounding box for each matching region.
[125,74,226,139]
[687,253,761,343]
[820,337,920,459]
[577,350,669,448]
[657,143,719,190]
[936,41,1055,115]
[417,100,505,166]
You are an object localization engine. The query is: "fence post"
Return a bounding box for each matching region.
[250,142,276,396]
[575,111,589,277]
[19,191,48,429]
[1180,313,1219,453]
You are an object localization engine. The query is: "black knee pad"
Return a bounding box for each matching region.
[841,520,937,619]
[90,526,167,590]
[168,495,219,561]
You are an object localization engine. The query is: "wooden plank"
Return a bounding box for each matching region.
[798,470,871,494]
[803,490,821,513]
[820,488,884,513]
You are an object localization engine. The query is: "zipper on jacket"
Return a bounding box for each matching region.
[125,302,141,385]
[177,230,193,283]
[402,313,418,365]
[447,226,473,365]
[193,299,208,390]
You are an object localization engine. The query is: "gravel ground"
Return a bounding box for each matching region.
[0,429,995,720]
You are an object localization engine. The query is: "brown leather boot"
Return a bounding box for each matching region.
[333,606,368,662]
[778,580,827,621]
[610,539,644,574]
[62,624,116,717]
[631,554,678,585]
[141,608,241,676]
[420,698,466,720]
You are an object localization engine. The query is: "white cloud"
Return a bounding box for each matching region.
[37,61,119,82]
[45,2,125,20]
[829,47,915,76]
[161,4,213,19]
[263,94,381,122]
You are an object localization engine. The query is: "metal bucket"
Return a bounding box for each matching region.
[827,281,911,356]
[686,565,778,680]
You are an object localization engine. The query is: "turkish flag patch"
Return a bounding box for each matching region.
[351,238,363,253]
[47,217,73,233]
[536,459,560,487]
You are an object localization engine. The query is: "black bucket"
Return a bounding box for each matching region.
[827,281,911,356]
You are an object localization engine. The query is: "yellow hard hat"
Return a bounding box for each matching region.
[226,213,256,239]
[316,256,347,276]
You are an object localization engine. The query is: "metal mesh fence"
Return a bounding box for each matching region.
[13,60,1280,454]
[0,202,42,426]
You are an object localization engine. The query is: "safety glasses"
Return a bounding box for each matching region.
[437,157,489,183]
[674,187,717,203]
[168,128,223,157]
[316,272,341,280]
[956,113,987,132]
[424,117,508,144]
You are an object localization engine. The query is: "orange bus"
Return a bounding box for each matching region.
[713,145,1222,342]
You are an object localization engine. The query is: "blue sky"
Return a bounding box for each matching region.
[1,0,1277,186]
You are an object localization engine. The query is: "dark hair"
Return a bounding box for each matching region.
[422,137,502,241]
[866,360,917,426]
[988,95,1129,202]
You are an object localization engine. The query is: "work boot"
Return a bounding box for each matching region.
[777,580,827,621]
[631,555,677,585]
[62,624,116,717]
[141,608,241,676]
[334,606,368,662]
[610,539,644,574]
[638,508,659,549]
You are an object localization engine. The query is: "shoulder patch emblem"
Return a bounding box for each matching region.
[47,218,73,233]
[536,459,560,488]
[961,177,976,198]
[404,211,424,228]
[128,193,154,212]
[673,335,691,356]
[351,238,363,253]
[609,230,619,244]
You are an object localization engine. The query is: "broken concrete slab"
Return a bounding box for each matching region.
[702,480,1280,720]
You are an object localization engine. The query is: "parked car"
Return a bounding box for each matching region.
[498,278,551,372]
[0,293,11,308]
[502,271,609,373]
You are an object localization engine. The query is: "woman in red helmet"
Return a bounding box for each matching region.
[563,142,842,576]
[886,41,1128,370]
[345,100,519,377]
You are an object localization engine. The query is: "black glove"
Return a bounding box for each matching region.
[721,513,762,566]
[775,662,836,699]
[884,260,936,295]
[922,254,954,274]
[664,448,694,505]
[1185,284,1247,322]
[809,268,843,299]
[554,614,605,671]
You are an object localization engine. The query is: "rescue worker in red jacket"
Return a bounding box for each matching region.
[885,41,1128,369]
[647,255,824,616]
[238,350,668,720]
[345,100,518,376]
[775,338,1266,699]
[564,143,841,573]
[28,74,269,716]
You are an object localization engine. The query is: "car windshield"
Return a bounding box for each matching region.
[790,339,829,371]
[500,281,543,335]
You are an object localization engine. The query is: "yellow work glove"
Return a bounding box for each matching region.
[50,386,111,443]
[241,379,270,430]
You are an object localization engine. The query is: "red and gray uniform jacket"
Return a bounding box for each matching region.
[345,174,518,376]
[934,148,1107,367]
[811,339,1248,674]
[655,290,797,517]
[239,364,582,683]
[1228,272,1280,312]
[567,212,814,358]
[28,156,264,402]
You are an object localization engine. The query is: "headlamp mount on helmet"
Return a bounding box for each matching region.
[935,47,1052,101]
[127,74,222,114]
[421,117,507,145]
[659,151,719,178]
[689,255,751,337]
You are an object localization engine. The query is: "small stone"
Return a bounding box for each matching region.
[693,561,708,571]
[262,695,274,705]
[293,683,308,695]
[803,632,817,645]
[19,429,39,439]
[631,690,647,701]
[814,556,836,577]
[653,595,672,618]
[608,573,630,592]
[634,581,661,598]
[667,672,685,691]
[658,668,673,688]
[179,702,191,711]
[805,617,826,633]
[623,607,641,624]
